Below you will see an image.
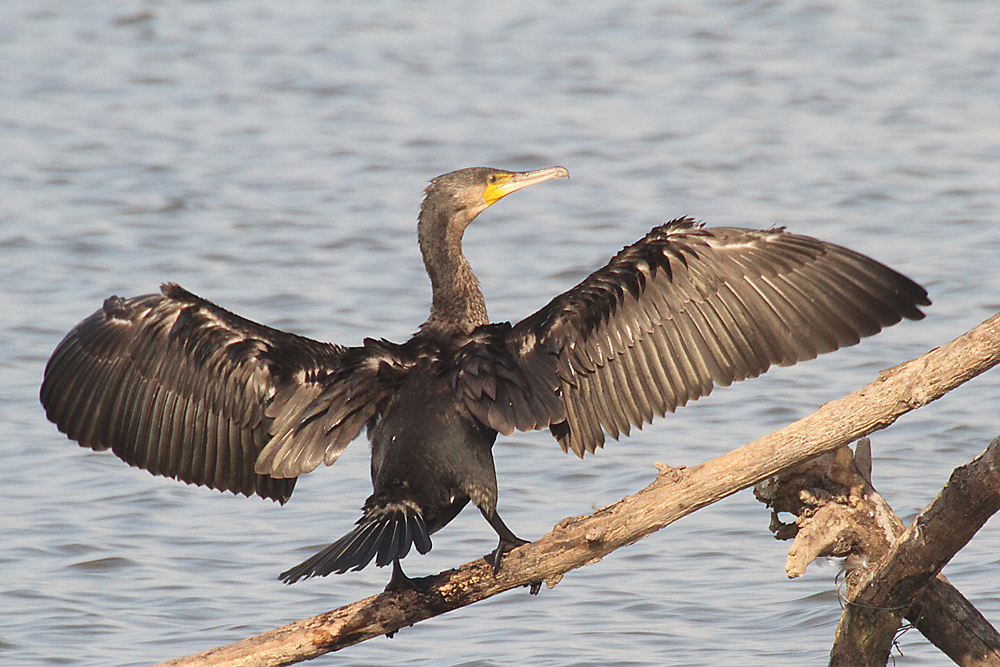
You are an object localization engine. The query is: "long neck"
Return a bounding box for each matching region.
[417,204,488,334]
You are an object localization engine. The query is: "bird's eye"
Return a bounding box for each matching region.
[488,175,498,184]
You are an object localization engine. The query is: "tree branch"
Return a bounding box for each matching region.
[756,438,1000,666]
[830,436,1000,666]
[153,311,1000,667]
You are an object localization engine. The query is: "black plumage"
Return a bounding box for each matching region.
[40,166,929,588]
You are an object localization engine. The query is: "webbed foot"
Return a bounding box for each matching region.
[480,507,529,572]
[385,559,435,593]
[486,534,530,572]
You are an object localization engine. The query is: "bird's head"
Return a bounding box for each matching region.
[421,166,569,228]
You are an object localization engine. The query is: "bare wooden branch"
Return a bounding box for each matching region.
[831,436,1000,666]
[756,439,1000,666]
[754,439,906,580]
[909,576,1000,667]
[153,312,1000,667]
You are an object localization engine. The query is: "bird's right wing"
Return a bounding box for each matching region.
[40,283,399,503]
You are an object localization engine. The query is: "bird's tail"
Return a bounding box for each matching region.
[279,503,432,584]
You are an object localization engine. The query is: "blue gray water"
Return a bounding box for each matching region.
[3,1,999,665]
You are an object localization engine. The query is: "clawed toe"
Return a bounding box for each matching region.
[486,535,529,572]
[385,559,435,592]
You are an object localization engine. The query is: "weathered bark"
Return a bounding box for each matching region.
[754,439,904,580]
[830,436,1000,666]
[756,439,1000,666]
[151,312,1000,667]
[909,577,1000,667]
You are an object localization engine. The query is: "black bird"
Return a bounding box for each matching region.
[40,166,929,588]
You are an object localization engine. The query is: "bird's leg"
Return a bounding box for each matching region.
[385,559,435,593]
[480,507,529,572]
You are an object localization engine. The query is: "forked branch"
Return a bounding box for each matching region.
[757,438,1000,666]
[830,436,1000,666]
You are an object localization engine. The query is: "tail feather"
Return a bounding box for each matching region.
[409,512,432,554]
[399,511,413,560]
[352,519,387,570]
[280,505,432,584]
[375,517,399,567]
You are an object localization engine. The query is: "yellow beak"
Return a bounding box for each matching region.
[482,166,569,206]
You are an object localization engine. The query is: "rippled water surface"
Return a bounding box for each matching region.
[3,2,999,666]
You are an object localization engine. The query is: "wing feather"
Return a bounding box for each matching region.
[254,337,415,478]
[40,283,371,502]
[458,218,929,456]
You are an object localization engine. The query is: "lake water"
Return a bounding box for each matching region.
[2,1,999,665]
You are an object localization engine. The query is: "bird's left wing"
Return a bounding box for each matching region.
[456,218,929,456]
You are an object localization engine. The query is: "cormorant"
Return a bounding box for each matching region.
[40,166,929,588]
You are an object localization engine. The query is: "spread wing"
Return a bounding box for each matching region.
[458,218,929,456]
[40,283,405,502]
